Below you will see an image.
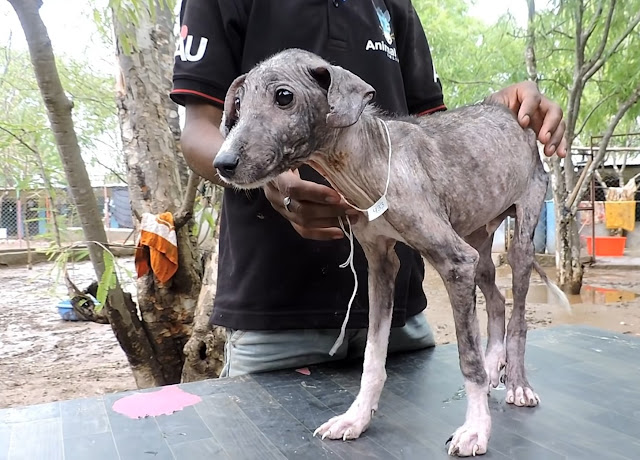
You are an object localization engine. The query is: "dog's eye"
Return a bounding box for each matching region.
[234,97,241,112]
[275,88,294,107]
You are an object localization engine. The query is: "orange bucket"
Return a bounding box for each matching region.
[584,236,626,257]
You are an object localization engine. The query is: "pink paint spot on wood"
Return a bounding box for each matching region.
[295,367,311,376]
[112,385,202,419]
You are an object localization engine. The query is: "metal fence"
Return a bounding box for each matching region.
[0,186,134,250]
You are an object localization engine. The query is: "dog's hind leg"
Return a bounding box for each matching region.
[313,235,399,441]
[504,166,548,407]
[467,229,507,391]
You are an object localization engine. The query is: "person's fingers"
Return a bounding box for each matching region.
[275,170,343,205]
[516,83,542,129]
[542,119,567,157]
[555,132,568,158]
[287,207,359,229]
[264,175,362,237]
[265,184,358,222]
[286,197,360,221]
[537,98,564,145]
[291,222,346,241]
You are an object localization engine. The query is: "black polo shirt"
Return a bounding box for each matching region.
[171,0,446,331]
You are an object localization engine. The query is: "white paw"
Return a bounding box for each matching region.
[506,386,540,407]
[313,409,374,441]
[484,346,506,390]
[446,418,490,457]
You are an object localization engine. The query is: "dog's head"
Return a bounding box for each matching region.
[213,48,375,189]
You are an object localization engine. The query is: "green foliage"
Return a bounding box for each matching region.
[45,241,131,312]
[0,44,121,190]
[96,249,117,307]
[413,0,639,147]
[532,0,640,145]
[105,0,177,55]
[414,0,529,108]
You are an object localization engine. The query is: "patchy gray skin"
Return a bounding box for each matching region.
[213,49,568,457]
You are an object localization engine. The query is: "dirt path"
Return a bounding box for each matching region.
[425,263,640,345]
[0,258,137,408]
[1,257,638,409]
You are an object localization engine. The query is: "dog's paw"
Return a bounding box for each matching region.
[505,385,540,407]
[446,419,490,457]
[313,409,374,441]
[484,346,506,390]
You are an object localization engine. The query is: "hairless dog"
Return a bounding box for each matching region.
[212,49,570,457]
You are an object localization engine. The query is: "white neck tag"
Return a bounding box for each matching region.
[339,118,393,222]
[366,195,388,221]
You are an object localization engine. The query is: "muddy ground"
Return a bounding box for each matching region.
[1,256,639,409]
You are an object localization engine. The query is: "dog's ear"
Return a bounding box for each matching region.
[309,65,375,128]
[221,73,247,137]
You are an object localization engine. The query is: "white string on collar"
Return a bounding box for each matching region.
[338,118,393,222]
[329,118,393,356]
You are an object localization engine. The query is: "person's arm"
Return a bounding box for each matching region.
[181,96,230,187]
[394,2,447,116]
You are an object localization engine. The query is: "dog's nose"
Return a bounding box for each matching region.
[213,152,240,178]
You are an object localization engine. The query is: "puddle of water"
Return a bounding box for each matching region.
[505,284,638,306]
[425,263,638,309]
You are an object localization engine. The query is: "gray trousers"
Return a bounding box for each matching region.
[220,313,436,378]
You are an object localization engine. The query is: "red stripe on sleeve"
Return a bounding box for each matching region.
[417,104,447,116]
[171,89,225,106]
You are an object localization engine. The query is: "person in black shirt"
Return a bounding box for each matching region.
[170,0,567,377]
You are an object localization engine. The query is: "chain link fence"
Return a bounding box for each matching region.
[0,186,134,250]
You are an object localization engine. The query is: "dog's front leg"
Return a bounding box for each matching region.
[424,237,491,457]
[314,236,398,441]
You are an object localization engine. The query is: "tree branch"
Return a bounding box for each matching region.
[91,156,128,185]
[583,9,640,82]
[567,81,640,212]
[538,77,570,92]
[582,0,614,72]
[594,169,609,190]
[525,0,538,83]
[581,0,606,45]
[574,0,586,67]
[441,77,496,86]
[0,124,40,156]
[174,171,203,230]
[574,94,614,137]
[0,124,63,246]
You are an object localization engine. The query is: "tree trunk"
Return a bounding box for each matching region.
[550,0,640,291]
[181,244,226,382]
[113,1,203,384]
[8,0,165,388]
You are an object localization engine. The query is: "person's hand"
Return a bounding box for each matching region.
[264,169,360,240]
[487,81,567,158]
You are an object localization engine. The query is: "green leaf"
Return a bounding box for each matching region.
[96,249,117,306]
[73,248,90,262]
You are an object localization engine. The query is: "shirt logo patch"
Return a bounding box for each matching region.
[375,4,394,45]
[366,1,398,62]
[175,25,208,62]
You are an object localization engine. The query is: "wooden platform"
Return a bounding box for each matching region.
[1,325,639,459]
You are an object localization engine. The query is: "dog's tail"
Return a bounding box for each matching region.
[532,259,572,313]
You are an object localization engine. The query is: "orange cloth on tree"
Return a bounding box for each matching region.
[604,201,636,232]
[134,212,179,283]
